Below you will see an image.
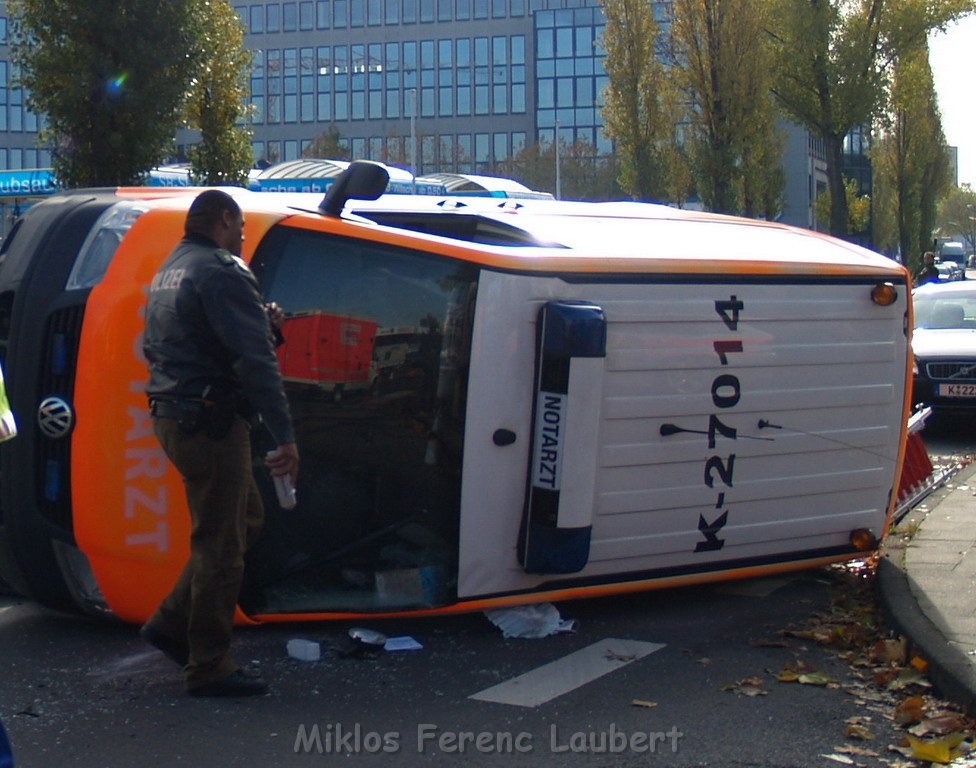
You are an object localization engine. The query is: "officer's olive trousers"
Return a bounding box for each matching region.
[146,416,264,690]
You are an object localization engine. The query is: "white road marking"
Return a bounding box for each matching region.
[469,638,665,708]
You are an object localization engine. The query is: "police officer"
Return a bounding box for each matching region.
[140,189,299,697]
[915,251,940,286]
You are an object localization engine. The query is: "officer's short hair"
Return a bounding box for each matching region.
[185,190,242,236]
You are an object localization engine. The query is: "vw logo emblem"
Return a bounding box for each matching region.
[37,396,74,439]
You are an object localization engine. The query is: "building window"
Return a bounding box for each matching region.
[457,86,471,115]
[420,0,434,22]
[317,0,330,27]
[318,93,332,119]
[473,0,487,18]
[492,85,506,113]
[512,35,525,64]
[352,90,365,118]
[283,2,297,30]
[385,0,399,22]
[300,1,314,28]
[438,86,453,116]
[386,90,400,118]
[351,0,364,25]
[334,0,348,26]
[267,140,282,164]
[250,5,264,32]
[536,28,553,59]
[455,0,469,20]
[402,0,416,22]
[421,87,435,117]
[538,79,553,109]
[511,83,525,113]
[475,133,488,163]
[512,131,526,153]
[474,85,488,115]
[493,133,507,162]
[454,134,469,170]
[368,0,382,24]
[491,0,505,17]
[335,92,349,120]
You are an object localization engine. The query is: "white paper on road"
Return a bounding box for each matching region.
[469,637,664,708]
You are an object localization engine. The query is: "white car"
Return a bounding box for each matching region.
[912,281,976,411]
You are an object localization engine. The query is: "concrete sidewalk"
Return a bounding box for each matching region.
[878,460,976,714]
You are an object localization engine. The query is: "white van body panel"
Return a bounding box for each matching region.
[458,271,908,599]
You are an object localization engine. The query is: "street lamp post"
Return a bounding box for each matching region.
[409,88,418,193]
[554,121,561,201]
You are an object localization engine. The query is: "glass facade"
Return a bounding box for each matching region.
[224,0,671,172]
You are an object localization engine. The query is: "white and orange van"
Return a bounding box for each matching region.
[0,162,911,624]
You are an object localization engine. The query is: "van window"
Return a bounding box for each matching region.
[243,226,479,612]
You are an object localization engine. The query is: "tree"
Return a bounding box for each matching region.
[814,177,872,235]
[670,0,780,216]
[184,0,254,186]
[599,0,675,201]
[937,184,976,256]
[10,0,203,187]
[302,127,350,160]
[872,43,951,268]
[503,140,622,201]
[765,0,974,238]
[740,114,785,220]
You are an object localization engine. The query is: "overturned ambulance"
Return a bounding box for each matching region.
[0,162,911,623]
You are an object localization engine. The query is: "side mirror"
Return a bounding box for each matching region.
[319,160,391,217]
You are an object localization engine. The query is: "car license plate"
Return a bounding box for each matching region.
[939,383,976,397]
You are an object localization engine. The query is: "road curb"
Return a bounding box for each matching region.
[876,462,976,716]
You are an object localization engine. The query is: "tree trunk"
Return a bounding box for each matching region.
[825,131,848,237]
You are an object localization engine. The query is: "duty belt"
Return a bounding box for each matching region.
[149,398,206,420]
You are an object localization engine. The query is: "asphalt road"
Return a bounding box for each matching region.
[0,571,924,768]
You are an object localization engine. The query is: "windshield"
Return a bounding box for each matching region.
[914,291,976,329]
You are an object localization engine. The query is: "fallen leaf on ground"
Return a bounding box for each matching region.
[870,637,908,665]
[910,655,929,674]
[906,733,969,764]
[776,659,817,682]
[910,712,972,736]
[893,696,926,725]
[835,744,879,757]
[819,753,854,765]
[631,699,657,708]
[797,671,837,686]
[721,678,768,697]
[844,723,874,740]
[886,668,931,691]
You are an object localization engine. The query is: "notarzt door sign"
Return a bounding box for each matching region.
[520,301,607,574]
[532,392,564,491]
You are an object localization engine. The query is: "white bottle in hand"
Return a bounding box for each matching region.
[266,451,297,509]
